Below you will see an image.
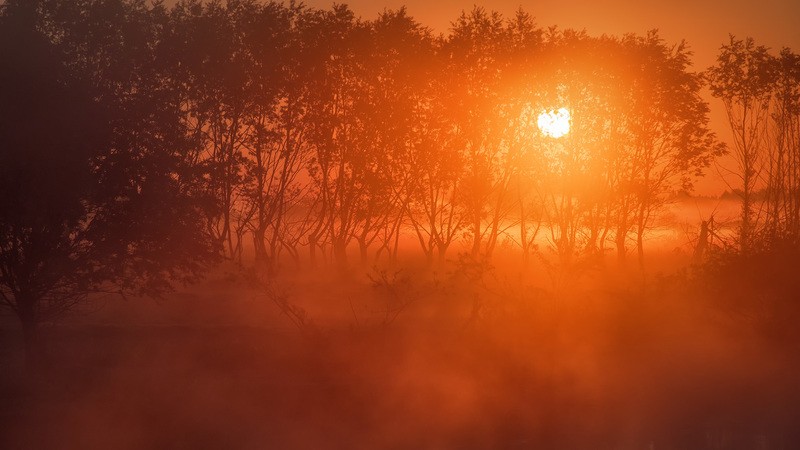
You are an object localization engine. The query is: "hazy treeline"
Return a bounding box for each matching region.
[166,0,725,272]
[3,0,730,272]
[708,38,800,252]
[2,0,800,360]
[9,0,800,276]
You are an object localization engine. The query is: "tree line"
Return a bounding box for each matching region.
[1,0,799,365]
[708,37,800,253]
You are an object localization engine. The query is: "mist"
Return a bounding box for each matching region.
[2,1,800,449]
[4,233,800,449]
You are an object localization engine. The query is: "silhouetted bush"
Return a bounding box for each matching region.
[697,239,800,346]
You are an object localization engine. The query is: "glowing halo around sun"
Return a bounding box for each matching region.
[537,107,571,138]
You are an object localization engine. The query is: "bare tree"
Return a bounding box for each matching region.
[707,36,776,254]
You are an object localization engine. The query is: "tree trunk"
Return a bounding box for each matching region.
[636,227,645,272]
[437,244,449,264]
[333,239,348,269]
[616,226,627,264]
[636,204,648,271]
[253,226,267,264]
[741,183,752,255]
[471,212,482,257]
[308,235,318,268]
[357,236,368,267]
[19,309,45,375]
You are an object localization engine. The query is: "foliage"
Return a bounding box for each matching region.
[0,0,216,367]
[707,36,800,253]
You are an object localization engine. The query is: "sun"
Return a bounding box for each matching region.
[537,107,571,138]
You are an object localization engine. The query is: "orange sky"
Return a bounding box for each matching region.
[314,0,799,195]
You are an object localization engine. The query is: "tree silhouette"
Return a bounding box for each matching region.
[0,0,741,328]
[444,7,517,259]
[0,0,215,369]
[707,36,776,254]
[619,32,724,269]
[767,48,800,239]
[345,8,433,265]
[708,38,800,252]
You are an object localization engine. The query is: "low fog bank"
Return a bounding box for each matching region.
[2,252,800,450]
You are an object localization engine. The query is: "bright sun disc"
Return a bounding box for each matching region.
[537,107,571,138]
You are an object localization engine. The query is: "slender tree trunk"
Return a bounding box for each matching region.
[471,211,482,257]
[437,244,449,264]
[253,226,268,264]
[308,235,319,268]
[636,227,645,271]
[21,319,41,373]
[18,302,44,374]
[616,225,627,264]
[520,201,529,270]
[357,236,368,266]
[333,238,348,269]
[636,202,648,271]
[741,168,752,254]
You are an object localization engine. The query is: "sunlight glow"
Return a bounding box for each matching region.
[537,108,571,138]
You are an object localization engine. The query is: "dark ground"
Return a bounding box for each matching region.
[1,263,799,450]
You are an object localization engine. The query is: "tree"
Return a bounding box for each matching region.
[299,4,364,269]
[618,32,724,269]
[167,0,266,262]
[530,29,621,272]
[767,48,800,239]
[0,0,215,370]
[351,8,436,265]
[443,7,522,259]
[235,1,307,272]
[405,74,468,264]
[707,36,776,254]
